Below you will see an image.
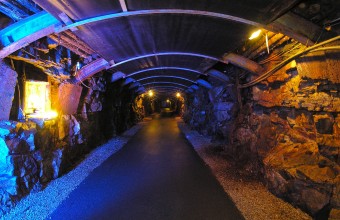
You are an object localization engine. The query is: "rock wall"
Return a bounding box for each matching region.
[183,75,239,142]
[184,43,340,218]
[249,48,340,219]
[0,61,17,120]
[0,73,145,216]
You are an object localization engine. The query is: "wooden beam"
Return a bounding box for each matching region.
[268,12,329,46]
[0,11,61,58]
[70,58,109,83]
[222,53,263,75]
[0,25,56,58]
[58,12,78,31]
[119,0,128,12]
[264,0,301,23]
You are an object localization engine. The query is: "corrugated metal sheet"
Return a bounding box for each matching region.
[32,0,294,90]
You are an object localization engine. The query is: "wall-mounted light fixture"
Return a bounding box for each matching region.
[249,29,270,54]
[176,92,181,98]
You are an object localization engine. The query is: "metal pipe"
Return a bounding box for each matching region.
[239,36,340,88]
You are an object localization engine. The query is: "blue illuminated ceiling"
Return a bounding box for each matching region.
[0,0,337,94]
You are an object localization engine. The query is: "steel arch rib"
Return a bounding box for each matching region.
[137,76,196,83]
[141,81,191,88]
[127,66,202,77]
[110,52,222,68]
[145,85,185,91]
[57,9,261,33]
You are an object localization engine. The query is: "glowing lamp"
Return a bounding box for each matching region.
[176,92,181,97]
[249,29,262,40]
[166,99,170,103]
[148,90,153,97]
[249,29,270,54]
[24,81,57,119]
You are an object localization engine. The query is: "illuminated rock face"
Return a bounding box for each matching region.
[0,69,145,215]
[248,50,340,217]
[185,47,340,218]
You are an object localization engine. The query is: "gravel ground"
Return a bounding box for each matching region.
[1,119,150,220]
[178,119,312,220]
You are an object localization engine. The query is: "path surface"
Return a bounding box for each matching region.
[49,115,244,220]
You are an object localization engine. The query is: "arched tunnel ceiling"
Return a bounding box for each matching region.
[1,0,338,95]
[31,0,302,94]
[129,69,200,81]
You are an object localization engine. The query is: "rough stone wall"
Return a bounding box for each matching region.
[184,43,340,218]
[183,76,239,141]
[0,61,17,120]
[0,72,145,216]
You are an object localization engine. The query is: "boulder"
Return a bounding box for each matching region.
[329,209,340,220]
[299,186,330,215]
[5,138,31,154]
[41,149,63,182]
[0,174,17,195]
[12,155,41,196]
[331,176,340,209]
[0,121,13,138]
[59,115,82,145]
[213,102,234,121]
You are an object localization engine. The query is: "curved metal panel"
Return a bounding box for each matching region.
[57,9,261,32]
[137,76,195,83]
[142,81,191,88]
[127,66,202,77]
[145,85,185,91]
[110,52,223,68]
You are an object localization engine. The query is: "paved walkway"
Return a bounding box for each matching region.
[49,115,244,220]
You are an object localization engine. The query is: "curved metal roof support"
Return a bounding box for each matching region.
[127,66,202,77]
[141,81,191,88]
[56,9,319,46]
[57,9,262,33]
[110,52,222,68]
[145,86,185,92]
[136,76,196,84]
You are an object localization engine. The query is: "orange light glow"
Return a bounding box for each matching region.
[26,111,58,119]
[24,81,57,119]
[249,29,262,40]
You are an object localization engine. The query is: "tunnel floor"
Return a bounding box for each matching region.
[48,115,244,220]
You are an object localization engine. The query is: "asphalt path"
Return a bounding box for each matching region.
[49,115,244,220]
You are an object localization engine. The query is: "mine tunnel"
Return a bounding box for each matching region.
[0,0,339,219]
